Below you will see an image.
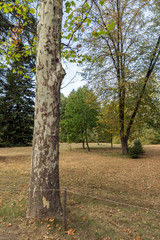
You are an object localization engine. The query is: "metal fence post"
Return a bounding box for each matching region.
[63,188,67,231]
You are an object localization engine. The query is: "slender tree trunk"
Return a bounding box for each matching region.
[86,140,90,152]
[82,129,85,149]
[84,127,90,152]
[27,0,65,219]
[82,140,85,149]
[110,134,113,149]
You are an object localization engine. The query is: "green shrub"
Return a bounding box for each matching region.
[128,140,144,158]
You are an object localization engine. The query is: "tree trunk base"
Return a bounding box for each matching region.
[121,137,128,154]
[27,190,63,219]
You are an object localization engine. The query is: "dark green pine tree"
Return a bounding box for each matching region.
[0,55,35,146]
[0,2,37,146]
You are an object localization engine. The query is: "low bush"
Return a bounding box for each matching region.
[128,140,144,158]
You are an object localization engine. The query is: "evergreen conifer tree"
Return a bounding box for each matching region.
[0,4,36,146]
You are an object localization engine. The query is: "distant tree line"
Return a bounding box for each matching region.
[0,0,160,152]
[60,85,160,151]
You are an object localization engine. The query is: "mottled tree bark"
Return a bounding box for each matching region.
[27,0,65,218]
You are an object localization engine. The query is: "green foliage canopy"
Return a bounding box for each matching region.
[60,86,99,150]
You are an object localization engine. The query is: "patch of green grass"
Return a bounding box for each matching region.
[0,201,27,221]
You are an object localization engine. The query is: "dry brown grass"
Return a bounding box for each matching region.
[0,143,160,240]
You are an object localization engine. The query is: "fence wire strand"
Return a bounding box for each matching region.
[0,187,160,214]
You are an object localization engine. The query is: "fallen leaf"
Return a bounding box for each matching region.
[49,218,54,223]
[82,216,86,221]
[29,219,34,224]
[136,236,142,240]
[132,229,137,232]
[67,228,76,236]
[43,236,54,239]
[8,223,12,227]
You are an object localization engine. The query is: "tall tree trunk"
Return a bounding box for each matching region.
[117,0,127,154]
[121,136,128,155]
[27,0,65,219]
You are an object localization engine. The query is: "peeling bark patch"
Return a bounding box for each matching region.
[43,196,49,209]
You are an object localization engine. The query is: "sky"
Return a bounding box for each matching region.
[60,1,88,97]
[60,62,86,97]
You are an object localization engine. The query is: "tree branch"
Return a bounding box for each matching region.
[126,35,160,138]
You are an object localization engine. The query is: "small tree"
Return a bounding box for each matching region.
[62,87,99,151]
[128,140,144,159]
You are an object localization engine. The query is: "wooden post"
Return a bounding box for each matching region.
[63,188,67,231]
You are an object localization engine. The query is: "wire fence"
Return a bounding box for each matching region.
[0,186,160,239]
[0,187,160,214]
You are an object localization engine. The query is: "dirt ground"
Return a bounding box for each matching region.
[0,143,160,240]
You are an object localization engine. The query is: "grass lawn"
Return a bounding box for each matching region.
[0,143,160,240]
